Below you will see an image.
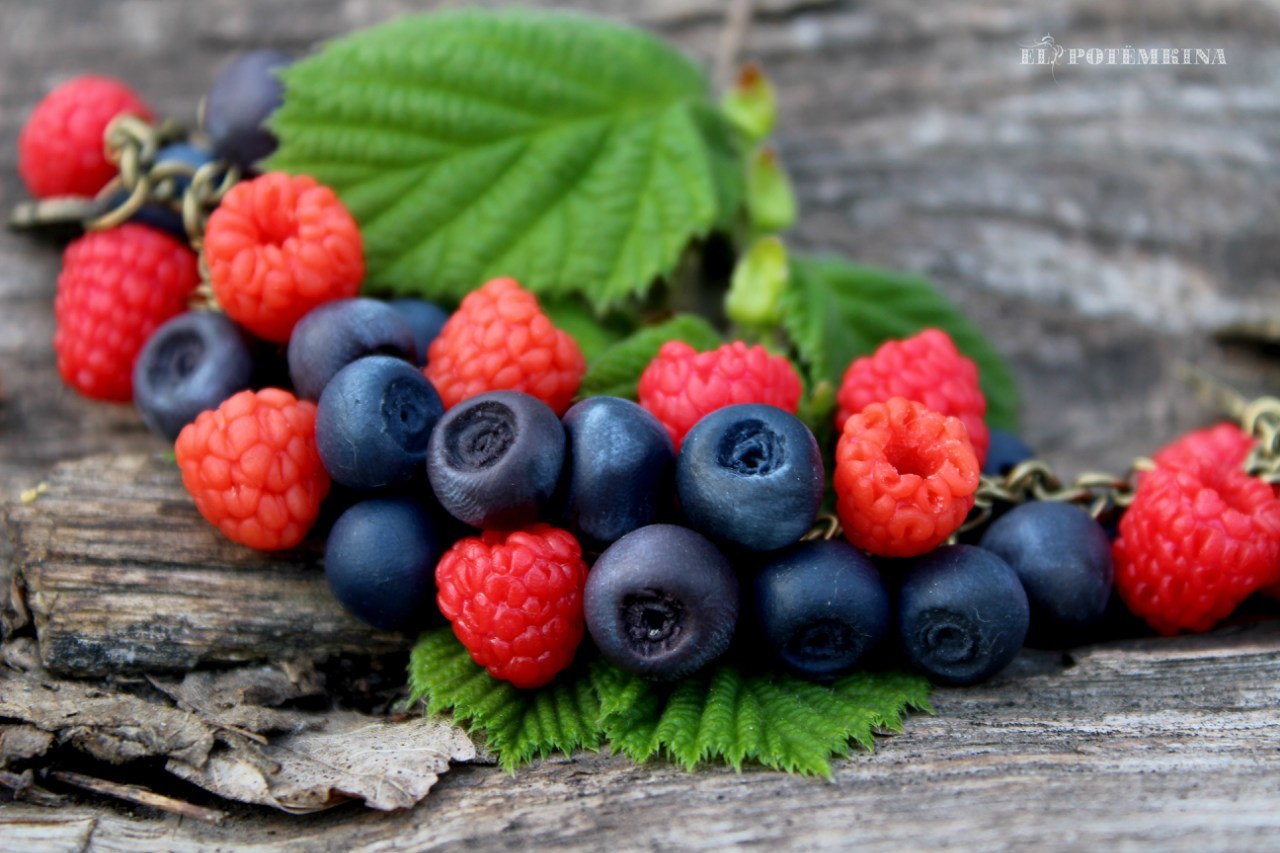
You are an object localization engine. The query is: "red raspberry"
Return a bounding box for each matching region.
[637,340,802,449]
[834,397,980,558]
[424,278,585,416]
[834,329,989,464]
[54,224,199,401]
[175,388,330,551]
[1152,422,1254,475]
[203,172,364,343]
[19,75,153,199]
[1113,461,1280,634]
[435,524,588,689]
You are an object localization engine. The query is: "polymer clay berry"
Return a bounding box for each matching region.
[202,50,292,167]
[1151,422,1254,477]
[426,391,566,529]
[203,172,364,343]
[753,540,891,681]
[175,388,330,551]
[54,224,200,402]
[435,524,588,688]
[325,497,445,632]
[133,311,257,440]
[834,397,980,558]
[559,396,675,547]
[637,339,803,450]
[287,298,417,400]
[676,403,824,552]
[834,328,989,464]
[316,355,444,492]
[424,277,584,415]
[898,545,1029,686]
[1112,460,1280,634]
[584,524,738,681]
[979,501,1113,647]
[19,75,153,198]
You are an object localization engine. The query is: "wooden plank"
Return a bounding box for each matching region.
[7,454,403,674]
[2,625,1279,850]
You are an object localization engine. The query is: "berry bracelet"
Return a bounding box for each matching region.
[9,11,1280,777]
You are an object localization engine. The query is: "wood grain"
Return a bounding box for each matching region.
[7,454,402,674]
[2,624,1280,850]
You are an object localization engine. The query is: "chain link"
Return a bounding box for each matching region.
[8,114,239,251]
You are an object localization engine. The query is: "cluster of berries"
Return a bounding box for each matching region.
[19,60,1280,697]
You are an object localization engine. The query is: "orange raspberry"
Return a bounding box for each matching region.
[835,329,989,464]
[203,172,363,343]
[834,397,980,558]
[424,278,585,416]
[175,388,330,551]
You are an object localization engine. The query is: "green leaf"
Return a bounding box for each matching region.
[579,314,722,399]
[409,630,931,774]
[269,10,745,309]
[782,255,1021,430]
[539,296,630,363]
[595,661,933,777]
[408,628,601,772]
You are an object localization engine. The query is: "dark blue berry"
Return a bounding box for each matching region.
[324,497,444,632]
[676,404,823,552]
[560,397,674,547]
[984,428,1035,477]
[427,391,565,528]
[585,524,738,680]
[390,298,450,366]
[287,298,417,400]
[316,356,444,491]
[978,501,1113,647]
[203,50,291,167]
[753,540,891,681]
[133,311,255,441]
[898,545,1029,686]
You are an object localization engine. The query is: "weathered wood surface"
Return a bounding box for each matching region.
[2,624,1280,850]
[7,454,402,674]
[3,0,1280,849]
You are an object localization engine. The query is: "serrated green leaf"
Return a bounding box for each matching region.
[578,313,722,399]
[782,255,1021,430]
[594,660,932,778]
[539,296,631,362]
[269,10,745,309]
[408,628,601,772]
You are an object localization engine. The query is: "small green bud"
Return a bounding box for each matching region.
[720,62,776,142]
[726,235,789,328]
[747,147,797,233]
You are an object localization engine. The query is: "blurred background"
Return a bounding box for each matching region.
[2,0,1278,491]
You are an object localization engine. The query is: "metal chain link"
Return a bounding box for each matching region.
[801,383,1280,543]
[8,114,239,251]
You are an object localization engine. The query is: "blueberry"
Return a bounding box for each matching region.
[287,298,418,400]
[560,397,674,547]
[427,391,565,528]
[203,50,292,167]
[676,404,823,552]
[324,497,444,632]
[390,298,450,366]
[984,428,1035,477]
[753,540,891,681]
[133,311,255,441]
[978,502,1113,647]
[585,524,738,680]
[898,545,1029,686]
[316,356,444,491]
